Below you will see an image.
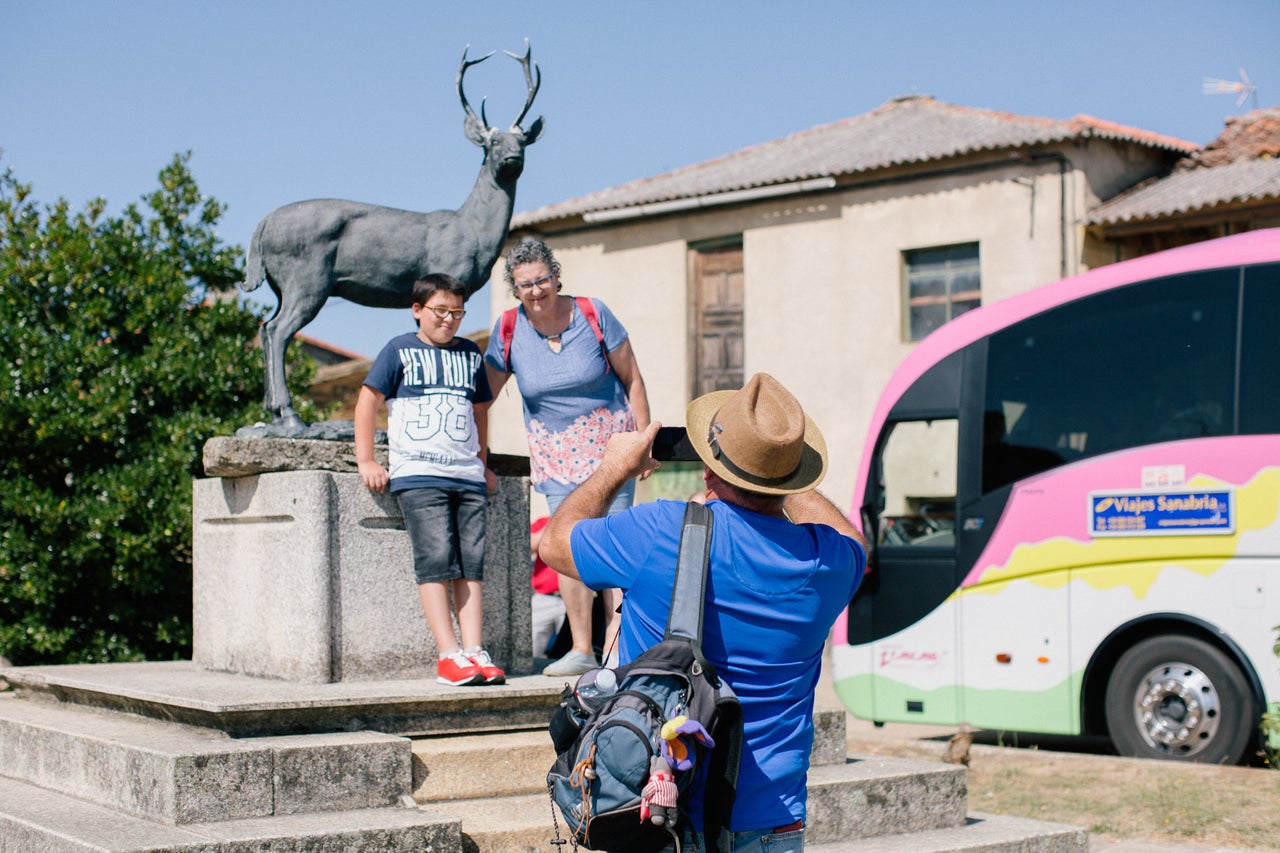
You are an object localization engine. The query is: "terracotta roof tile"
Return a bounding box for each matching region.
[1184,106,1280,168]
[1089,107,1280,226]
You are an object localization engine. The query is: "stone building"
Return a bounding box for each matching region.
[489,95,1209,509]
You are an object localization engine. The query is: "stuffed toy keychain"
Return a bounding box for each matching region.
[640,754,677,826]
[659,715,716,771]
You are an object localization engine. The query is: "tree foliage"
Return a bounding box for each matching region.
[0,153,315,664]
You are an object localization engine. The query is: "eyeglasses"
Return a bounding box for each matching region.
[426,306,467,320]
[515,274,556,292]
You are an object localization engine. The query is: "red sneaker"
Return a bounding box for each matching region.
[437,648,483,686]
[467,647,506,685]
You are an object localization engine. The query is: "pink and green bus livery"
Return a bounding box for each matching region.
[832,228,1280,765]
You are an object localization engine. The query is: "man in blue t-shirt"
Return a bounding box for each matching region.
[539,373,866,853]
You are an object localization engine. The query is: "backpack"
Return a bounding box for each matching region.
[546,502,743,853]
[499,295,611,374]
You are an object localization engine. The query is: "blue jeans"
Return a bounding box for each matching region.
[658,826,805,853]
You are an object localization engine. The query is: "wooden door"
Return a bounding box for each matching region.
[691,245,744,397]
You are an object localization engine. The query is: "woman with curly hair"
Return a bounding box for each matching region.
[485,238,650,676]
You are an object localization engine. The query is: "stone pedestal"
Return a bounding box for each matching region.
[193,439,530,683]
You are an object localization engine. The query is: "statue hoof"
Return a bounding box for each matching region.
[274,409,309,432]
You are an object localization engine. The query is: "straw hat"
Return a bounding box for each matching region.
[685,373,827,495]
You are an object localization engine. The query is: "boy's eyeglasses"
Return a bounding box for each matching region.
[426,306,467,320]
[515,275,555,292]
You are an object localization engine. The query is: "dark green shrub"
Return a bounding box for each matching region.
[0,153,316,664]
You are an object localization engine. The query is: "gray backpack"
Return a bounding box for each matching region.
[546,502,743,853]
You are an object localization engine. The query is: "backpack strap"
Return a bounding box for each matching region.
[499,307,518,369]
[665,501,713,643]
[501,297,611,376]
[574,295,611,375]
[664,501,739,853]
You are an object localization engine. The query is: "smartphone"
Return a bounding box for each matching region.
[651,426,697,462]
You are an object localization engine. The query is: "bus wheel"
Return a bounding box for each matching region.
[1104,635,1257,765]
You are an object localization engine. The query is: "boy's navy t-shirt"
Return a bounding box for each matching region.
[363,333,493,493]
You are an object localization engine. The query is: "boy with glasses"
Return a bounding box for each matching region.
[355,273,503,686]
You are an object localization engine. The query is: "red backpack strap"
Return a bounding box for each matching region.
[499,307,518,370]
[574,296,611,375]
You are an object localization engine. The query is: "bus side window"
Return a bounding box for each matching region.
[984,269,1237,474]
[877,419,957,547]
[1241,262,1280,434]
[981,408,1064,493]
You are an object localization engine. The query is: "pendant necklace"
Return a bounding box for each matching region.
[535,299,572,353]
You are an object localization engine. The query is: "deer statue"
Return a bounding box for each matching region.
[241,42,544,428]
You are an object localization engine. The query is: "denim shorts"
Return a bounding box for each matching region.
[544,478,636,516]
[396,487,487,584]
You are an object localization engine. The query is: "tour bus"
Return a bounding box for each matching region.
[830,228,1280,765]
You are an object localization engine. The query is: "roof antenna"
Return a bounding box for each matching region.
[1202,68,1259,111]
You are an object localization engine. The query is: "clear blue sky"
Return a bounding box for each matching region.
[5,1,1278,357]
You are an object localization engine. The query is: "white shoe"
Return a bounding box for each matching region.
[542,650,598,677]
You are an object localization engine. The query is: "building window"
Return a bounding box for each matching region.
[903,243,981,341]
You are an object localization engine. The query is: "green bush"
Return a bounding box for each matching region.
[1263,624,1280,768]
[0,153,316,664]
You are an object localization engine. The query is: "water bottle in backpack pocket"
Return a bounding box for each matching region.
[549,666,618,753]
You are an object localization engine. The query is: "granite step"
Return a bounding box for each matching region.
[423,754,971,852]
[410,707,849,802]
[0,774,459,853]
[423,773,1085,853]
[435,809,1087,853]
[0,696,409,824]
[807,811,1088,852]
[804,756,969,842]
[3,661,563,736]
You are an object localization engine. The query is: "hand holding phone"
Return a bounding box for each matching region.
[651,426,697,462]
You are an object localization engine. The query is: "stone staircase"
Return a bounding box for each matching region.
[0,662,1086,852]
[410,712,1087,853]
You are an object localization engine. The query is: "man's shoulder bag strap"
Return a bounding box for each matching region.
[665,501,713,643]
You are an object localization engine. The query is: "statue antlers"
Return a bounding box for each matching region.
[242,42,544,429]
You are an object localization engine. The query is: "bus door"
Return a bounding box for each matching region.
[851,348,972,723]
[853,415,962,723]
